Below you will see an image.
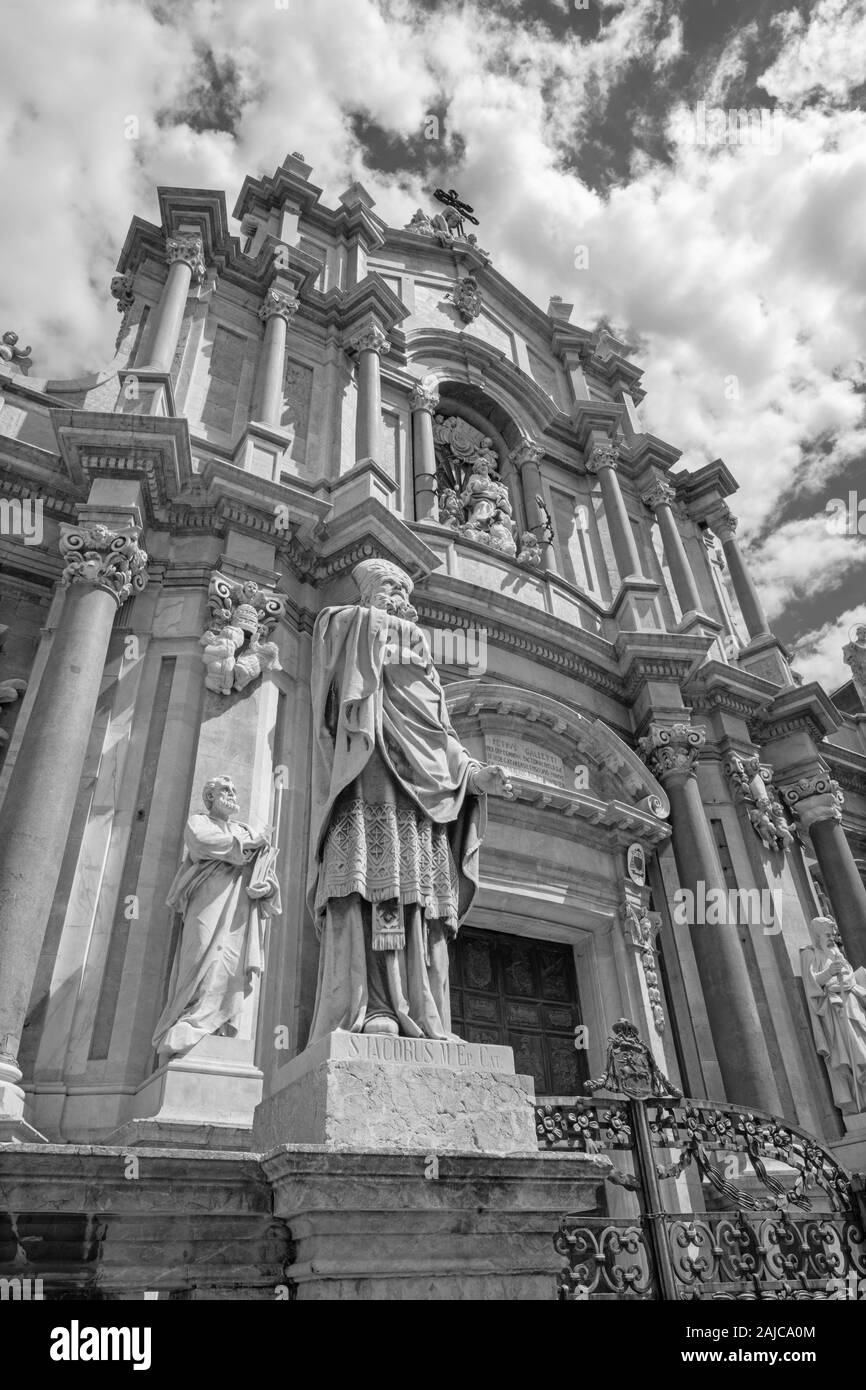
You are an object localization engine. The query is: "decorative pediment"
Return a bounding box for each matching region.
[444,680,670,844]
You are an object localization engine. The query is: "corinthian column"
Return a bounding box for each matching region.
[781,772,866,966]
[585,442,644,581]
[251,288,299,426]
[707,505,771,640]
[642,478,703,616]
[0,519,148,1134]
[409,382,439,520]
[509,441,553,569]
[142,232,206,372]
[348,324,389,464]
[640,723,781,1113]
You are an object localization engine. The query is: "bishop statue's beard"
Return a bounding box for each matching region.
[380,594,418,622]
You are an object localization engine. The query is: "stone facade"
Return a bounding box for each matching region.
[2,152,866,1299]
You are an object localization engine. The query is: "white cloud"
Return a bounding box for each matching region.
[790,602,866,692]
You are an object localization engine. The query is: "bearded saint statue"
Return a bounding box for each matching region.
[801,915,866,1114]
[306,558,512,1042]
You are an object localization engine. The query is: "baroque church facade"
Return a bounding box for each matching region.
[1,153,865,1301]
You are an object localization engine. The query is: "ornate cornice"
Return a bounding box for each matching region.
[58,521,148,608]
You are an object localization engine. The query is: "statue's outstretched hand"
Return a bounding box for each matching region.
[471,764,514,799]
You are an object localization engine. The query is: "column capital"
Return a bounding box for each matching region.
[639,721,706,784]
[409,382,440,414]
[258,288,299,325]
[585,441,620,475]
[779,770,844,828]
[508,440,545,472]
[165,232,206,284]
[641,478,676,511]
[58,521,148,608]
[347,323,390,357]
[706,503,738,541]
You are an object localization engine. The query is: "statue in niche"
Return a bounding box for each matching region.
[306,558,513,1040]
[801,915,866,1114]
[153,776,281,1057]
[432,414,518,555]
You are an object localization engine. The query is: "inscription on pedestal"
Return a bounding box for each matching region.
[484,734,565,788]
[342,1033,509,1071]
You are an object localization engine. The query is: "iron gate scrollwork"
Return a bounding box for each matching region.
[538,1019,866,1301]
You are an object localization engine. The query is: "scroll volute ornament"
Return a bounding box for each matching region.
[59,522,148,608]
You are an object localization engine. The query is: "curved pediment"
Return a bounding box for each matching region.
[445,679,670,844]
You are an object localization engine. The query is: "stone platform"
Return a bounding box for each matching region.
[252,1030,538,1154]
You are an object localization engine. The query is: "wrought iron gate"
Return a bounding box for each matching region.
[537,1020,866,1300]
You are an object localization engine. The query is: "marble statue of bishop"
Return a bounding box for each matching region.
[307,558,511,1042]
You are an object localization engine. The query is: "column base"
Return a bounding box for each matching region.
[253,1030,538,1156]
[0,1060,49,1143]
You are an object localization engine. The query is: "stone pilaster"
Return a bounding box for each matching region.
[0,510,148,1137]
[640,722,781,1113]
[509,441,553,570]
[409,382,439,520]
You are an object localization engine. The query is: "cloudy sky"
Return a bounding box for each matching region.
[2,0,865,691]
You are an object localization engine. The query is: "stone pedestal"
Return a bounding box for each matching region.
[252,1031,538,1155]
[264,1145,611,1300]
[123,1037,264,1145]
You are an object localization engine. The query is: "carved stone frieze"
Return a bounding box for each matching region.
[58,522,148,607]
[620,900,665,1034]
[201,572,287,696]
[723,751,795,853]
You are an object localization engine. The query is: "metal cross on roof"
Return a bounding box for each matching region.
[433,187,479,237]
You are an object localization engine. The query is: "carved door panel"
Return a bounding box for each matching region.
[449,926,586,1095]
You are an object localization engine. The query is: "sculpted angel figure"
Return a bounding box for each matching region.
[306,558,512,1041]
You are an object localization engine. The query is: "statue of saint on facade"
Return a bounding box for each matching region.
[306,558,512,1041]
[152,776,281,1057]
[801,915,866,1113]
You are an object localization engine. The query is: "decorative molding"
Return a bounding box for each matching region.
[408,382,439,414]
[58,521,148,608]
[0,331,32,374]
[639,722,705,783]
[450,274,483,324]
[110,272,135,314]
[723,751,795,854]
[258,288,299,325]
[779,771,845,829]
[620,900,665,1034]
[165,232,206,283]
[641,479,676,511]
[347,324,389,357]
[201,572,288,696]
[585,442,620,475]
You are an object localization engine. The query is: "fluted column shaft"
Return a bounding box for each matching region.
[143,233,205,373]
[0,520,147,1116]
[710,505,771,640]
[643,479,703,615]
[641,724,781,1114]
[410,383,439,520]
[586,443,643,581]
